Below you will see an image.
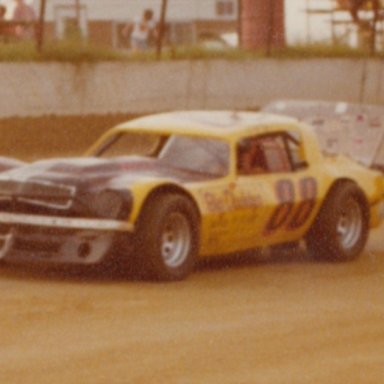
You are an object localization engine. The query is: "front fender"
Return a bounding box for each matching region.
[128,180,200,225]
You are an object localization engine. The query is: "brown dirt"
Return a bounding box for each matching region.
[0,226,383,384]
[0,115,383,383]
[0,114,139,161]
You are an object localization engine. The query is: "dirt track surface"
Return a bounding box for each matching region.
[0,227,383,384]
[0,114,138,160]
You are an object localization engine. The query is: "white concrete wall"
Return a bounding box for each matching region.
[0,59,382,118]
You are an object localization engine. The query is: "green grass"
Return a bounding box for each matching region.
[0,39,381,62]
[273,42,379,59]
[0,40,39,61]
[164,42,382,60]
[0,40,127,62]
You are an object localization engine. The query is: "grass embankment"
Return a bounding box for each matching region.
[0,40,381,62]
[0,41,125,62]
[0,114,139,161]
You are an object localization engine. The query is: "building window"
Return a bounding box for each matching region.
[54,3,88,40]
[216,0,235,16]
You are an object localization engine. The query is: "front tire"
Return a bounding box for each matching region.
[135,194,199,281]
[306,182,369,262]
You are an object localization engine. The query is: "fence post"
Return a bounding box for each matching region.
[156,0,168,60]
[36,0,47,52]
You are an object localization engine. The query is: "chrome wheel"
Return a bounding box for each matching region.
[337,197,363,250]
[306,183,368,262]
[137,194,198,280]
[161,212,191,268]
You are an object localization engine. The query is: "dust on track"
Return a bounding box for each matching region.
[0,226,383,384]
[2,113,383,383]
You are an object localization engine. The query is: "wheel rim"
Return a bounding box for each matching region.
[336,197,363,250]
[161,212,191,268]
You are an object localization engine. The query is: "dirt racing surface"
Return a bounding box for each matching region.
[0,114,139,161]
[0,225,383,384]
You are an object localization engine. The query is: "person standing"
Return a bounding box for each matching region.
[0,4,15,42]
[0,5,7,41]
[129,9,157,51]
[0,4,6,20]
[12,0,36,39]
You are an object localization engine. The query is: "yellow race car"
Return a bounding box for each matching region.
[0,111,382,280]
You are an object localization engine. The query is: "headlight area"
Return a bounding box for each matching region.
[78,190,133,220]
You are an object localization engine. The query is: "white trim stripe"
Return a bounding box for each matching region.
[0,212,134,232]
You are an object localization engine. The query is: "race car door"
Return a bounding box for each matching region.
[234,131,319,250]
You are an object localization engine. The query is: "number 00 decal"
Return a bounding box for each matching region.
[264,177,317,234]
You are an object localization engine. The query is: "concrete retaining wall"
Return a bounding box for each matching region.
[0,59,383,118]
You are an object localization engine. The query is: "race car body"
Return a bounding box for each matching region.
[0,111,382,280]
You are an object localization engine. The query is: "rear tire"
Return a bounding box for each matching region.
[306,182,369,262]
[135,194,199,281]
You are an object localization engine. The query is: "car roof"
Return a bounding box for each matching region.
[114,111,303,139]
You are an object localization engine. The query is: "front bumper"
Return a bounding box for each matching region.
[0,212,134,265]
[0,212,134,232]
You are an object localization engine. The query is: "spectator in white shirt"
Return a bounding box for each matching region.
[123,9,157,51]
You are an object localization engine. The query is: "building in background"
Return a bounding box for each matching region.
[296,0,384,50]
[35,0,238,48]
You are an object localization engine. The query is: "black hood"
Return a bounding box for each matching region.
[0,156,213,191]
[0,157,216,220]
[0,156,26,173]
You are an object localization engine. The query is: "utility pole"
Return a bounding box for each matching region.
[75,0,81,28]
[266,0,276,56]
[237,0,242,48]
[156,0,168,59]
[369,0,379,56]
[36,0,47,52]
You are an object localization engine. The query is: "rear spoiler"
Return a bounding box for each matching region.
[262,100,384,169]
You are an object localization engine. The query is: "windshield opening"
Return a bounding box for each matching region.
[95,132,229,177]
[159,135,229,176]
[95,132,164,158]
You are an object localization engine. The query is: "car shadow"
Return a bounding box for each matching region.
[0,260,141,285]
[198,247,313,273]
[0,246,314,284]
